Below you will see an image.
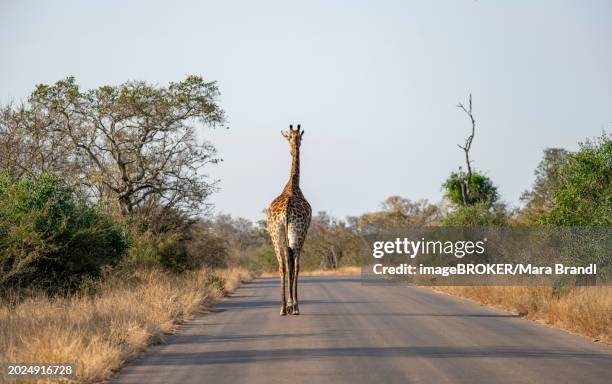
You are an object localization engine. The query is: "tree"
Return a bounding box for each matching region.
[354,196,442,232]
[442,93,505,227]
[456,94,476,205]
[0,104,77,177]
[519,148,570,224]
[0,76,225,216]
[544,133,611,226]
[443,171,498,208]
[303,211,361,270]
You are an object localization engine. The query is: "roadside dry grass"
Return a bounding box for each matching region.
[261,266,361,278]
[433,286,612,344]
[300,266,361,276]
[0,267,253,383]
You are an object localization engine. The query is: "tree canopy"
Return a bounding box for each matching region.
[543,133,611,226]
[0,75,225,216]
[443,171,498,207]
[519,148,570,224]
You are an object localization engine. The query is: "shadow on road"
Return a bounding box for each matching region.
[251,276,363,285]
[217,299,372,309]
[133,346,612,365]
[305,313,519,318]
[166,330,351,345]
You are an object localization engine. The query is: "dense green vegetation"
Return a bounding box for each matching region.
[543,134,611,226]
[0,172,128,292]
[443,171,498,207]
[519,148,570,224]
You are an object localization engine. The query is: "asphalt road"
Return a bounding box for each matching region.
[114,276,612,384]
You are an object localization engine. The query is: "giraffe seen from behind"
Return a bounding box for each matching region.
[267,124,312,316]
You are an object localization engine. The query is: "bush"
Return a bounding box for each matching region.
[120,219,231,272]
[184,222,230,269]
[519,148,570,224]
[442,202,509,226]
[544,133,611,226]
[0,172,128,293]
[120,229,189,271]
[443,171,498,207]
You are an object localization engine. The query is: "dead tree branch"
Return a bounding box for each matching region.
[457,93,476,205]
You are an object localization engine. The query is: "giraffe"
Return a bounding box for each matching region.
[267,124,312,316]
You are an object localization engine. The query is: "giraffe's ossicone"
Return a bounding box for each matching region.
[267,124,312,316]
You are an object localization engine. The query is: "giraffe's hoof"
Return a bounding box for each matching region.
[291,304,300,315]
[286,301,293,313]
[280,305,287,316]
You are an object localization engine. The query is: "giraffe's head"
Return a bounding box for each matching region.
[281,124,304,155]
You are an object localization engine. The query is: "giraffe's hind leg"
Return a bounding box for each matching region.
[270,225,287,316]
[287,219,305,316]
[279,261,287,316]
[291,245,301,315]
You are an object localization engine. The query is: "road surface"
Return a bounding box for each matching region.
[114,276,612,384]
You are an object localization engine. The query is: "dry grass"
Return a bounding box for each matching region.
[0,267,253,383]
[300,266,361,276]
[260,266,361,277]
[433,286,612,344]
[217,267,255,292]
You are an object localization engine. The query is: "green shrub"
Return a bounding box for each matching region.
[0,172,128,293]
[544,133,611,226]
[519,148,570,224]
[119,229,188,271]
[442,202,509,226]
[443,171,498,207]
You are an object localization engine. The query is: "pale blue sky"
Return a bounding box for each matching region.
[1,1,611,222]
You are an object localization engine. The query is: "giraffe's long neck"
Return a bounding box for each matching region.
[284,145,300,194]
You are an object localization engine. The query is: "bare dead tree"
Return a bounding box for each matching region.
[456,93,476,205]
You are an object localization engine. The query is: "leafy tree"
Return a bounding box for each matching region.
[443,171,498,207]
[443,94,499,209]
[544,133,611,226]
[0,76,225,216]
[519,148,570,224]
[0,172,128,292]
[0,104,75,177]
